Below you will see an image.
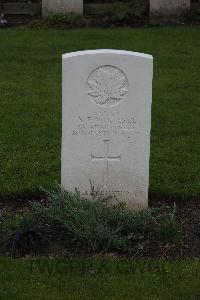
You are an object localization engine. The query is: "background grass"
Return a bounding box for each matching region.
[0,26,199,201]
[0,258,200,299]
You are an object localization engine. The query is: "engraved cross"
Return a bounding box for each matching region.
[91,140,121,187]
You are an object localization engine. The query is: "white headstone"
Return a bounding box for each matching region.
[62,50,153,209]
[42,0,83,17]
[150,0,190,17]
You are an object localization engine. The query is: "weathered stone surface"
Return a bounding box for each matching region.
[150,0,190,16]
[42,0,83,17]
[62,50,153,209]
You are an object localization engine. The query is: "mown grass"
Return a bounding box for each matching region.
[0,26,199,201]
[0,257,200,299]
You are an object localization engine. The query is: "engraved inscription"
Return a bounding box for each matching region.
[88,65,128,107]
[72,110,136,138]
[82,189,143,198]
[91,140,121,187]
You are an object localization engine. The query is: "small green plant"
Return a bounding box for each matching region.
[44,12,85,27]
[1,213,48,257]
[31,182,153,253]
[111,0,148,22]
[111,2,130,22]
[129,0,149,18]
[158,203,182,245]
[184,6,200,22]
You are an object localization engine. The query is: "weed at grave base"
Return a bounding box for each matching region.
[0,182,183,258]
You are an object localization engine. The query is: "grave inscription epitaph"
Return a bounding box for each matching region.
[62,50,153,209]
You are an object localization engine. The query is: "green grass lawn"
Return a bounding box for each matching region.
[0,257,200,299]
[0,26,199,201]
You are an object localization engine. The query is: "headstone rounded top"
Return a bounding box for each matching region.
[62,49,153,60]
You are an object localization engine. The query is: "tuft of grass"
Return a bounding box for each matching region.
[0,212,48,257]
[1,184,183,257]
[31,183,153,253]
[158,203,182,245]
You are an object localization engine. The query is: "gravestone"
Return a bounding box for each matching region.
[150,0,190,17]
[62,50,153,209]
[42,0,83,17]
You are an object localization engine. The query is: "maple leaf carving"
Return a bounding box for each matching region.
[88,67,128,106]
